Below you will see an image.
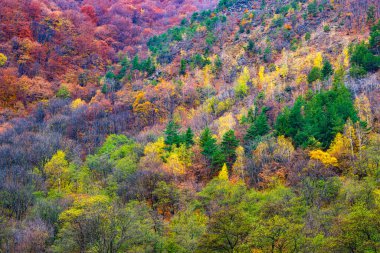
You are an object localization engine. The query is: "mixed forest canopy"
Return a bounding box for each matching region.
[0,0,380,252]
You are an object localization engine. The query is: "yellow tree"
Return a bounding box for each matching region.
[355,94,372,128]
[309,150,338,167]
[232,146,246,180]
[0,53,7,66]
[44,150,72,193]
[234,67,250,98]
[218,163,229,180]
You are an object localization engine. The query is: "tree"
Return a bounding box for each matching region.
[369,20,380,53]
[218,163,229,180]
[183,127,194,147]
[245,112,270,141]
[200,127,225,170]
[321,59,333,80]
[307,67,321,83]
[165,209,207,252]
[179,59,186,75]
[0,53,7,66]
[56,86,70,98]
[234,67,250,99]
[44,150,72,193]
[164,121,181,148]
[350,42,380,73]
[198,207,250,253]
[221,130,239,168]
[308,0,318,17]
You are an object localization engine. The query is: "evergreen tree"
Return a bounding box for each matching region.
[322,60,333,80]
[245,112,270,141]
[179,59,186,75]
[200,127,226,170]
[165,121,180,148]
[183,127,194,147]
[307,67,321,83]
[221,130,239,168]
[132,55,140,71]
[200,127,218,159]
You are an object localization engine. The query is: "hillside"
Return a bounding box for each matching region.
[0,0,380,252]
[0,0,218,115]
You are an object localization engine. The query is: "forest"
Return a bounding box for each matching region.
[0,0,380,252]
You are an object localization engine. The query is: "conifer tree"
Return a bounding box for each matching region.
[165,121,180,148]
[184,127,194,147]
[245,112,270,141]
[221,130,239,168]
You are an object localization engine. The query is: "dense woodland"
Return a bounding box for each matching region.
[0,0,380,252]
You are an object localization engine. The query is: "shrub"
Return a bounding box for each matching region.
[323,25,330,32]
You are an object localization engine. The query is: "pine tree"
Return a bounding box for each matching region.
[200,127,218,159]
[322,60,333,80]
[165,121,180,148]
[184,127,194,147]
[179,59,187,75]
[221,130,239,168]
[245,112,270,141]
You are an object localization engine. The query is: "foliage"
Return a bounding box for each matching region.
[275,85,358,148]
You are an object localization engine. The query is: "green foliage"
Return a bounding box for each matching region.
[367,5,376,25]
[321,59,334,80]
[164,121,194,150]
[350,42,380,73]
[323,25,330,32]
[275,85,358,148]
[179,59,186,75]
[245,112,270,141]
[272,15,285,28]
[165,121,181,147]
[200,127,225,170]
[308,0,318,17]
[221,130,239,168]
[369,19,380,52]
[56,86,70,99]
[307,66,322,83]
[305,32,311,41]
[234,67,250,99]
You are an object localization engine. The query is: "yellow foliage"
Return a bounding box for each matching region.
[218,163,229,180]
[44,150,71,192]
[309,150,338,167]
[328,133,351,158]
[232,146,246,179]
[0,53,7,66]
[343,47,350,68]
[355,94,372,128]
[274,135,294,161]
[258,66,265,84]
[217,113,236,138]
[144,137,165,156]
[71,98,86,110]
[313,52,323,69]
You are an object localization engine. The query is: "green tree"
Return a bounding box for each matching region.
[307,66,322,83]
[179,59,187,75]
[321,59,334,80]
[183,127,194,147]
[56,86,70,98]
[198,207,250,253]
[165,121,181,148]
[221,130,239,168]
[245,112,270,141]
[350,42,380,72]
[200,127,225,170]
